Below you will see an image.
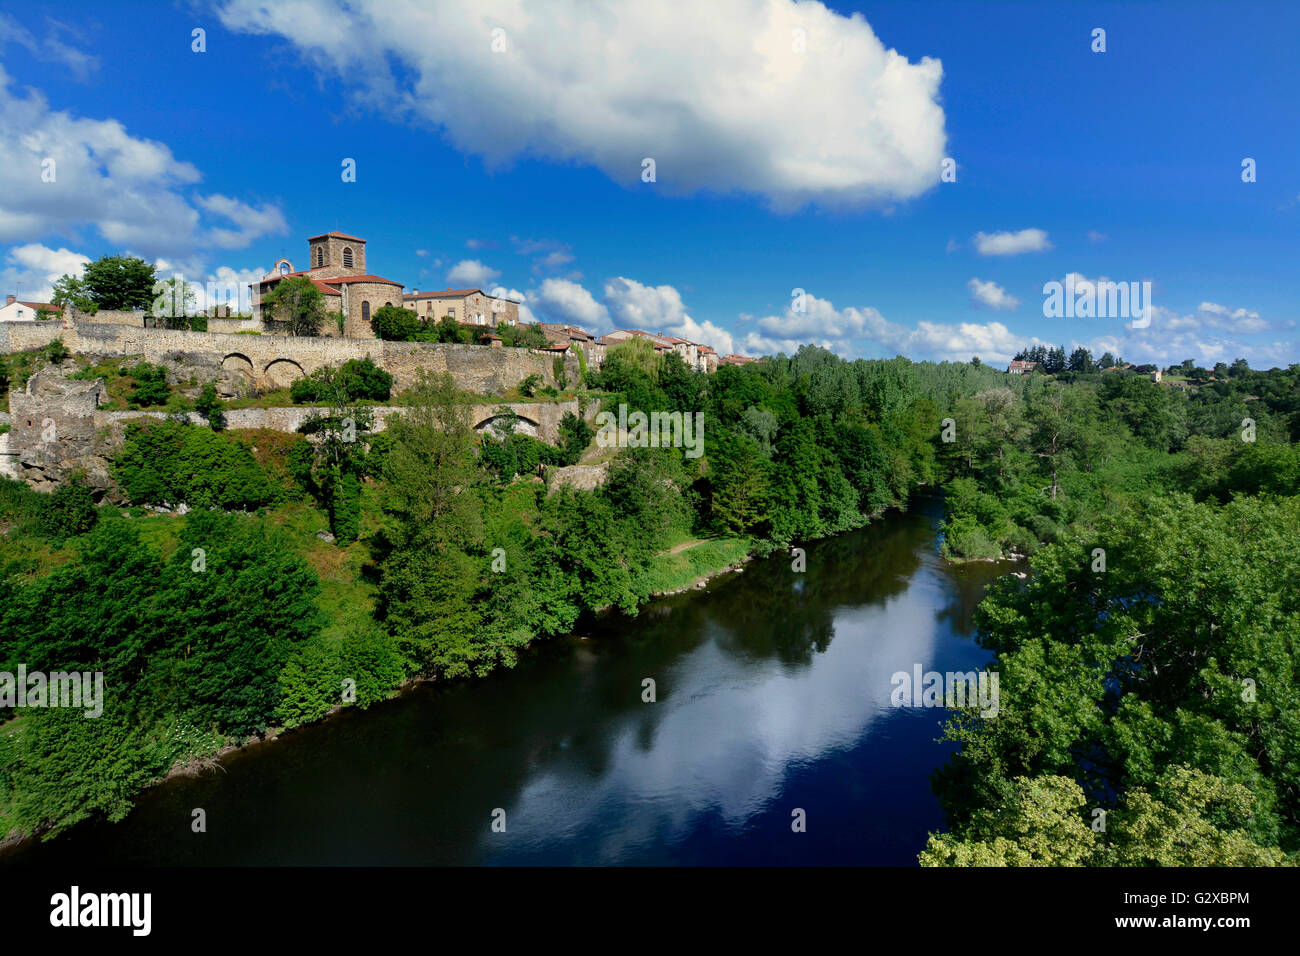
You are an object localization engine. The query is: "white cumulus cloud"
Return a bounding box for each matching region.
[217,0,948,210]
[967,277,1020,311]
[973,228,1051,256]
[446,258,501,286]
[0,64,286,262]
[531,277,610,332]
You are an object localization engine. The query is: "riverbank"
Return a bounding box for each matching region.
[0,527,759,854]
[3,506,1018,866]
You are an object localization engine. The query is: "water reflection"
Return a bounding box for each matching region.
[6,498,1012,867]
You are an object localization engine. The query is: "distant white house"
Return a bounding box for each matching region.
[0,295,58,322]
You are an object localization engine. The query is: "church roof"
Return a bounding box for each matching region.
[308,231,366,242]
[256,272,343,296]
[327,274,403,286]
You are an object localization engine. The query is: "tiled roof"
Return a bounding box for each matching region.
[403,288,484,299]
[327,274,403,286]
[307,231,366,242]
[257,272,343,296]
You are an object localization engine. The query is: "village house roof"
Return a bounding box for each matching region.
[540,323,595,341]
[403,288,483,300]
[403,288,520,302]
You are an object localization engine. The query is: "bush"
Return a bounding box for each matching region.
[44,339,69,365]
[114,419,280,509]
[371,305,420,341]
[126,362,170,407]
[194,382,226,430]
[291,357,393,404]
[556,411,595,465]
[39,477,98,541]
[519,374,542,398]
[940,514,1001,560]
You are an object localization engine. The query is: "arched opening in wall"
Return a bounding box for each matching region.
[361,301,370,326]
[475,414,540,439]
[221,352,256,380]
[264,358,306,390]
[315,247,323,269]
[384,301,392,309]
[342,247,354,269]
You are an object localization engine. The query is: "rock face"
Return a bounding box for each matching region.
[8,365,119,499]
[547,463,609,492]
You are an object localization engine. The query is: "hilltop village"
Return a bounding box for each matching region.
[0,231,753,494]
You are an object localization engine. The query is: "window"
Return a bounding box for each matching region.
[342,247,353,268]
[279,261,290,275]
[361,301,370,325]
[448,307,456,318]
[315,247,323,268]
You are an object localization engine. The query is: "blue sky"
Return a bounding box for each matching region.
[1,0,1296,366]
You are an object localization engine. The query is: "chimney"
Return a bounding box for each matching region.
[4,295,14,305]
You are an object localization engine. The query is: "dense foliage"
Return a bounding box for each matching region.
[3,338,1296,868]
[290,357,393,404]
[114,419,288,510]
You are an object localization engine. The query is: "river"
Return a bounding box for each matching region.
[5,496,1017,866]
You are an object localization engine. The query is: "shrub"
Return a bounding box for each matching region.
[38,477,98,541]
[126,362,170,407]
[194,382,226,430]
[44,339,69,365]
[291,358,393,404]
[114,419,279,509]
[371,305,420,341]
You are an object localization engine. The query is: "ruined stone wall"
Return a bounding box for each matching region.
[0,321,579,395]
[4,373,583,494]
[9,370,114,493]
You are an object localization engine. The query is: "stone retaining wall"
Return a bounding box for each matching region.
[0,321,579,396]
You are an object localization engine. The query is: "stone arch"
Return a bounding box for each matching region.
[475,414,540,439]
[264,358,306,389]
[222,352,255,378]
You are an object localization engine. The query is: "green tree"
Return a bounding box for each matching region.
[262,276,325,336]
[83,255,157,311]
[371,304,421,341]
[51,273,95,313]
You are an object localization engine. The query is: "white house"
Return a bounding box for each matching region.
[0,296,57,322]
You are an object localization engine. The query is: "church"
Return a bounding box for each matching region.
[251,232,405,337]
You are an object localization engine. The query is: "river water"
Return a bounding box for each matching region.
[6,497,1016,866]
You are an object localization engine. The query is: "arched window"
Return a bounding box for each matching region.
[279,261,290,275]
[315,247,323,268]
[361,301,370,325]
[342,247,354,268]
